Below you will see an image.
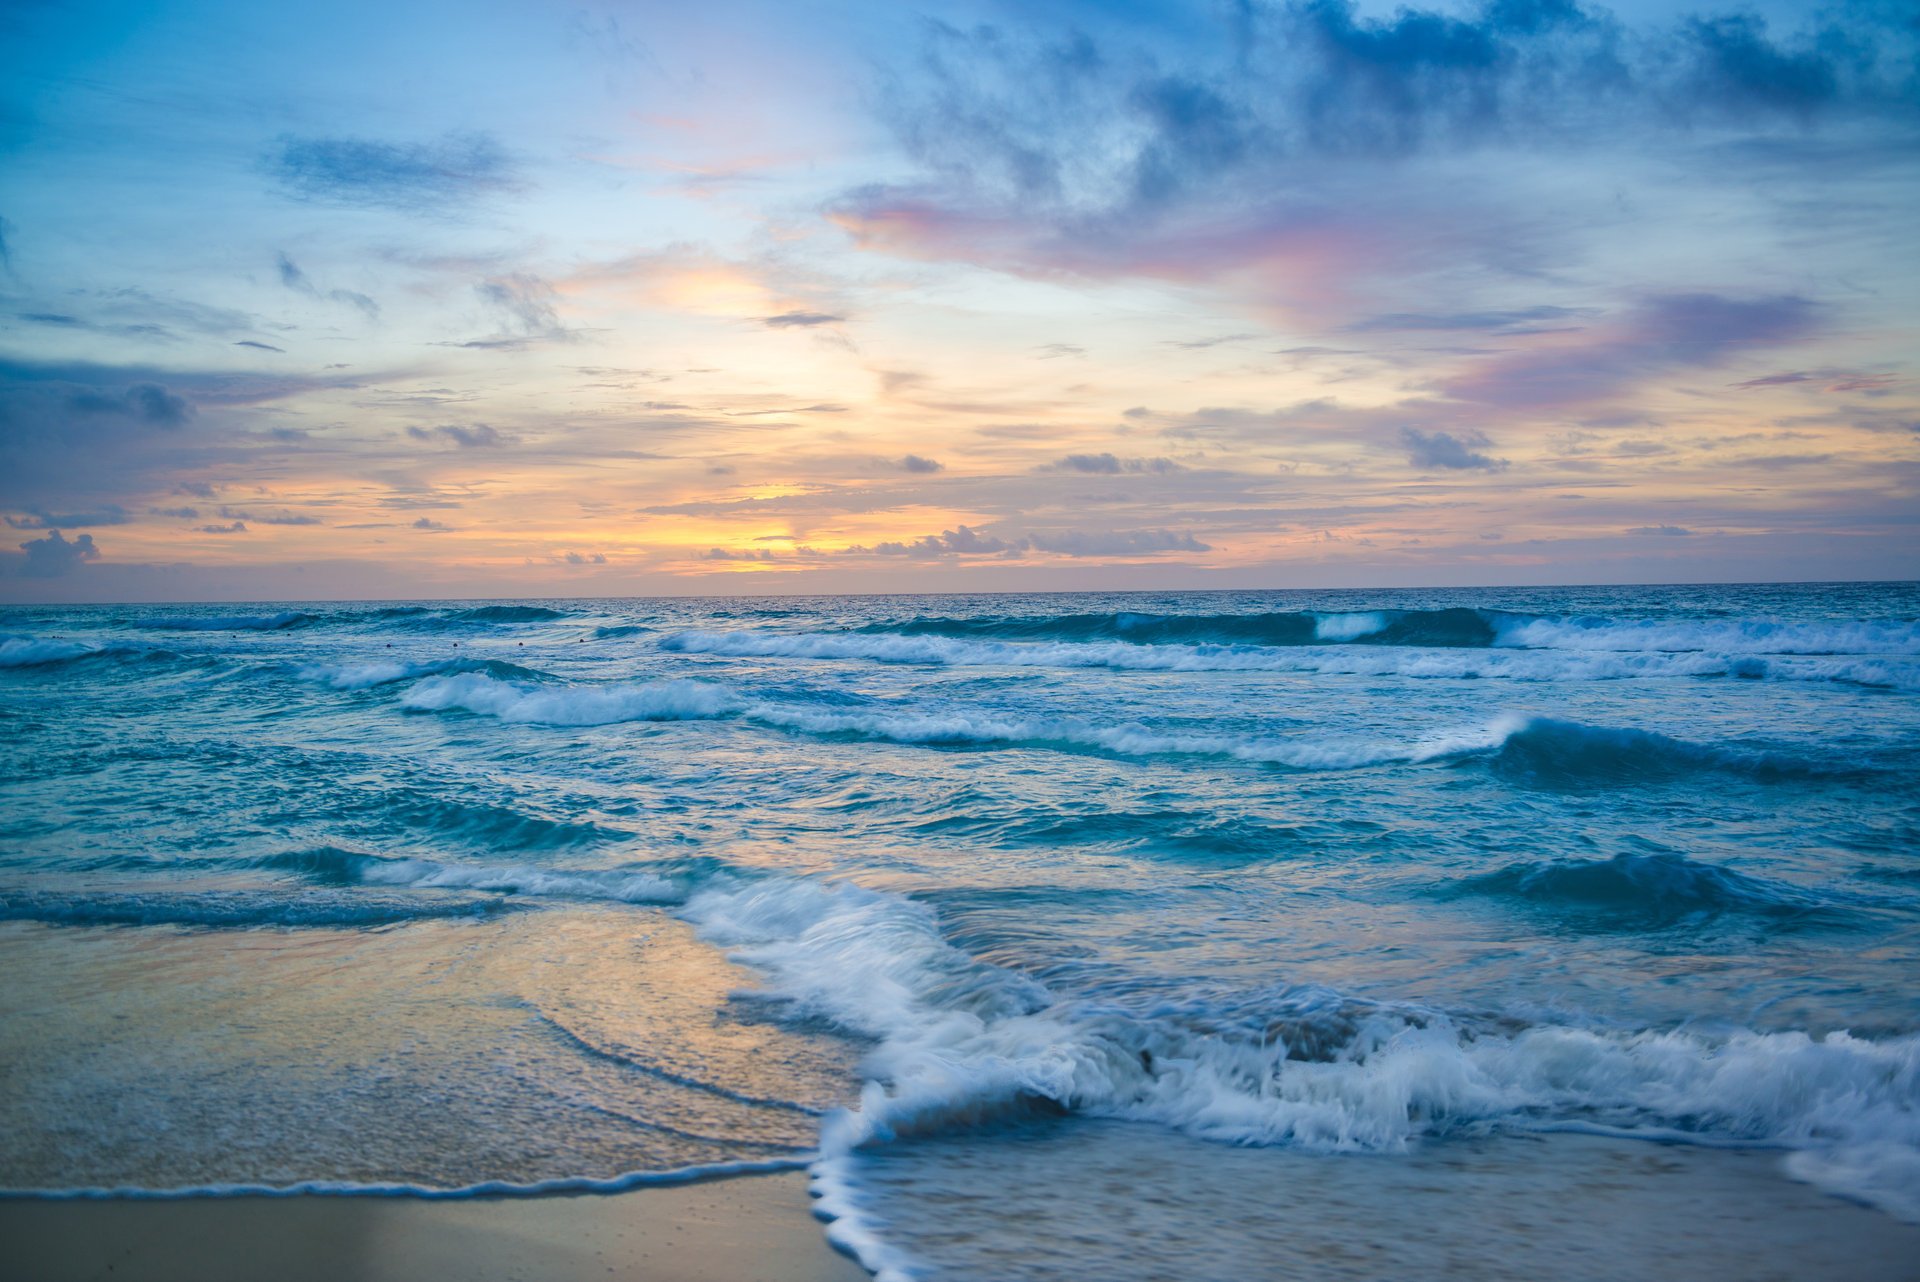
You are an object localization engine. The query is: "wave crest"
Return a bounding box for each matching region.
[1455,852,1824,921]
[400,673,735,724]
[671,871,1920,1274]
[148,611,313,631]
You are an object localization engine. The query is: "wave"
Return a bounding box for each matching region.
[871,607,1498,649]
[1487,717,1856,788]
[147,611,313,631]
[267,847,691,905]
[401,673,734,725]
[0,637,172,670]
[291,656,550,691]
[398,671,1514,768]
[447,605,570,623]
[591,623,652,640]
[744,702,1508,768]
[1496,616,1920,656]
[659,629,1920,689]
[869,607,1920,656]
[1454,852,1826,921]
[0,887,521,930]
[398,673,1858,787]
[242,849,1920,1247]
[667,874,1920,1277]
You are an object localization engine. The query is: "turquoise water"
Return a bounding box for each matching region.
[2,584,1918,1276]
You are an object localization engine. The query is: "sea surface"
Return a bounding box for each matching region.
[2,583,1918,1278]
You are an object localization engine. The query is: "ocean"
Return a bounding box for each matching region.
[2,582,1917,1278]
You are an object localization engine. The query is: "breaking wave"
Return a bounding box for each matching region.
[0,637,170,670]
[394,671,1508,768]
[266,847,691,904]
[147,611,314,631]
[667,874,1920,1274]
[447,605,570,623]
[659,629,1920,689]
[396,673,1857,785]
[244,846,1920,1254]
[290,656,550,691]
[1498,616,1920,656]
[862,608,1920,656]
[401,673,734,724]
[871,607,1498,649]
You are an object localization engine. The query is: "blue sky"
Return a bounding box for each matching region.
[2,0,1916,600]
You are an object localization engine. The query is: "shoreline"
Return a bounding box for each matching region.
[0,1170,867,1282]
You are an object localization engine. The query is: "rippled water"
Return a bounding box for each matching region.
[2,584,1917,1277]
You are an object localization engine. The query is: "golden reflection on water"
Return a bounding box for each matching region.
[0,905,858,1191]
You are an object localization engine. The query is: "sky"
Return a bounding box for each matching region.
[1,0,1916,602]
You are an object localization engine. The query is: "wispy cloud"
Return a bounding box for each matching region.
[760,310,844,328]
[406,423,512,449]
[1443,293,1819,407]
[270,133,518,211]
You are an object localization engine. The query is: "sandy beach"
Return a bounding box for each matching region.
[0,1172,865,1282]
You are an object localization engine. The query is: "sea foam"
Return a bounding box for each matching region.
[248,841,1920,1265]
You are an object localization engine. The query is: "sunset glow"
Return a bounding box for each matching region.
[3,0,1916,600]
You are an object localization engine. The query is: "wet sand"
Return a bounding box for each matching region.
[0,1171,866,1282]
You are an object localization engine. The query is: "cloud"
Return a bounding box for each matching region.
[898,454,944,473]
[1025,528,1212,556]
[703,546,775,561]
[216,506,322,526]
[839,3,1917,284]
[760,311,844,328]
[840,522,1212,559]
[1628,524,1693,536]
[412,517,452,532]
[276,252,380,318]
[38,380,194,428]
[855,524,1021,558]
[1050,452,1184,475]
[1165,333,1257,349]
[16,529,99,576]
[195,521,248,534]
[149,506,200,519]
[1442,293,1819,407]
[478,274,560,330]
[270,133,516,210]
[234,340,284,353]
[563,550,608,564]
[1036,343,1086,359]
[0,214,11,272]
[1401,426,1507,470]
[1732,368,1895,393]
[406,423,511,448]
[1348,306,1587,333]
[6,506,128,529]
[129,383,193,426]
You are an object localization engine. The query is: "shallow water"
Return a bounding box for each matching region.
[2,584,1917,1276]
